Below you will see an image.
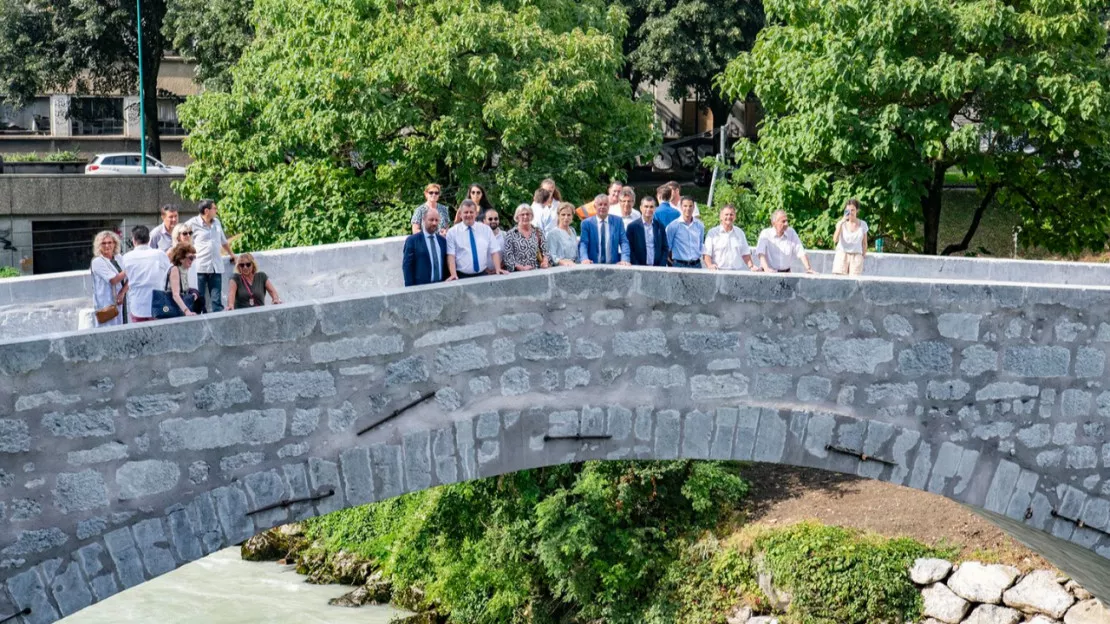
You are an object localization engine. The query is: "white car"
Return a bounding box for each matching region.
[85,153,187,175]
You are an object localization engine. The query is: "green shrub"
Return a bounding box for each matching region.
[1,150,82,162]
[0,266,21,278]
[756,522,954,624]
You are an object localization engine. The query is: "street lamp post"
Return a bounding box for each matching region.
[136,0,147,175]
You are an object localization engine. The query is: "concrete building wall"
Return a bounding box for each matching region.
[2,266,1110,622]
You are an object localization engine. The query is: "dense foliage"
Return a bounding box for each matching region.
[304,460,747,624]
[165,0,254,92]
[716,0,1110,255]
[0,0,170,157]
[175,0,657,250]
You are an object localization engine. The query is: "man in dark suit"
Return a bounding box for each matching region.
[578,194,630,264]
[402,211,448,286]
[626,196,669,267]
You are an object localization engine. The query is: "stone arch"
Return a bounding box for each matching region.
[2,266,1110,622]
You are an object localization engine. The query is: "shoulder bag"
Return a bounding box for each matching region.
[93,257,123,324]
[151,267,196,319]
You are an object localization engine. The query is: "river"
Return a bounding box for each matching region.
[60,548,409,623]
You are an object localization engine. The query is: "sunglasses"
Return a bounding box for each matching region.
[186,255,197,261]
[237,262,252,268]
[181,231,192,236]
[470,190,482,195]
[427,191,440,196]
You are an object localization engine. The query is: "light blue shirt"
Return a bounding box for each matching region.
[655,202,680,228]
[643,218,656,266]
[666,218,704,261]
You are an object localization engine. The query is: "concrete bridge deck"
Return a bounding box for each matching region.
[1,240,1110,622]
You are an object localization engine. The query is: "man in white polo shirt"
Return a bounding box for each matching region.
[121,225,171,322]
[755,209,816,273]
[446,199,506,279]
[185,199,236,312]
[703,204,758,271]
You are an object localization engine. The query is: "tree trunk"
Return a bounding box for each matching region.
[921,165,946,255]
[142,54,162,160]
[707,95,734,137]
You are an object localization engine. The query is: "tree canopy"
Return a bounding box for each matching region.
[176,0,657,249]
[0,0,169,157]
[165,0,254,92]
[717,0,1110,256]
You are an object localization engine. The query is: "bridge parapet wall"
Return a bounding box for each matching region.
[2,268,1110,620]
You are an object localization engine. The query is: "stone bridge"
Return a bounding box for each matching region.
[3,240,1110,622]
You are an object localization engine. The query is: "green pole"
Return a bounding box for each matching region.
[136,0,147,174]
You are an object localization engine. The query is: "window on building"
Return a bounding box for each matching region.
[157,98,187,136]
[0,98,51,134]
[681,99,713,136]
[70,97,125,136]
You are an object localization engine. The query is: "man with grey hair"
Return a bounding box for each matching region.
[578,194,629,264]
[755,209,815,273]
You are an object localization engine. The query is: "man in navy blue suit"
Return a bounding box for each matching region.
[402,211,448,286]
[578,194,630,265]
[626,196,670,267]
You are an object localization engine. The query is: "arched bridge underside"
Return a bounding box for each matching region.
[3,266,1110,622]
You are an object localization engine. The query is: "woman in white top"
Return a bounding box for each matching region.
[832,198,868,275]
[90,230,129,327]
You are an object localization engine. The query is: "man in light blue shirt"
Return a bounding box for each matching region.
[666,198,704,268]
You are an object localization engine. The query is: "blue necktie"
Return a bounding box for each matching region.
[468,226,481,273]
[428,235,439,282]
[599,219,608,264]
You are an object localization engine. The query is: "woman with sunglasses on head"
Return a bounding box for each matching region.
[411,183,451,235]
[167,224,194,257]
[461,184,495,224]
[227,253,283,310]
[167,244,204,316]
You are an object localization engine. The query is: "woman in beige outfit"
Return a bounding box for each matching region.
[832,199,868,275]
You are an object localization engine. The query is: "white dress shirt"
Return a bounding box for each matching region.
[185,215,229,274]
[620,209,642,228]
[704,225,752,270]
[532,203,558,234]
[446,222,501,274]
[755,226,807,271]
[122,245,172,318]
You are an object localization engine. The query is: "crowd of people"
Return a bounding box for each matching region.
[90,200,282,328]
[402,179,869,286]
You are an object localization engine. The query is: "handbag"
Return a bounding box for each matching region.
[152,267,197,319]
[94,304,119,324]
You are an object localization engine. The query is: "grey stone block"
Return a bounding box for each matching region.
[908,442,933,491]
[882,314,913,337]
[500,367,530,396]
[9,499,40,522]
[753,409,787,463]
[678,331,742,354]
[15,391,80,412]
[67,442,129,466]
[190,490,227,556]
[889,429,921,486]
[243,470,289,528]
[193,379,251,411]
[1,528,68,558]
[165,505,203,563]
[278,442,309,458]
[634,408,653,443]
[822,338,893,373]
[581,407,605,436]
[386,356,429,386]
[746,334,817,368]
[76,518,107,540]
[862,281,931,305]
[403,431,432,492]
[985,460,1022,514]
[752,372,792,399]
[898,341,953,375]
[291,408,320,436]
[456,420,478,481]
[1003,346,1070,377]
[681,410,713,458]
[168,366,209,387]
[132,518,176,577]
[709,408,737,460]
[803,413,836,459]
[960,344,998,376]
[160,409,287,451]
[564,366,591,390]
[42,408,116,439]
[574,338,605,360]
[117,460,181,500]
[518,331,571,361]
[282,463,315,522]
[926,380,970,401]
[1076,346,1106,378]
[126,393,185,419]
[796,376,832,402]
[613,329,669,357]
[432,427,458,484]
[0,340,50,376]
[340,448,375,507]
[690,373,750,399]
[210,485,255,545]
[371,445,405,500]
[75,543,118,601]
[262,370,336,402]
[607,407,633,442]
[937,313,981,341]
[635,365,687,388]
[721,273,797,302]
[209,303,317,346]
[327,402,358,434]
[308,458,344,515]
[434,342,489,375]
[311,335,406,364]
[6,566,60,624]
[498,313,544,331]
[927,442,963,494]
[865,382,919,404]
[0,419,30,453]
[805,310,840,331]
[188,461,210,485]
[103,526,146,589]
[975,382,1039,401]
[654,410,681,460]
[637,269,719,304]
[54,469,109,513]
[732,407,760,461]
[1061,389,1092,419]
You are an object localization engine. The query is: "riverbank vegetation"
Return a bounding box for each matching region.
[254,460,953,624]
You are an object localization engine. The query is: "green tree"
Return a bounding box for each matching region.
[165,0,254,91]
[717,0,1110,255]
[0,0,169,158]
[621,0,764,132]
[175,0,657,249]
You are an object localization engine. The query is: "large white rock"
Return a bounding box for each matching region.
[911,558,954,585]
[923,582,972,624]
[1027,617,1062,624]
[948,562,1021,604]
[964,604,1023,624]
[1066,581,1094,602]
[1003,570,1076,619]
[1065,600,1110,624]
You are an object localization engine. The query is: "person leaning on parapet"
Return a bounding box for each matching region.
[703,204,758,272]
[411,183,451,235]
[617,187,641,228]
[755,209,816,274]
[185,199,236,312]
[446,199,506,280]
[167,223,193,257]
[121,225,171,323]
[666,197,705,268]
[502,203,551,272]
[228,253,282,309]
[482,208,505,274]
[166,244,202,316]
[627,196,669,267]
[654,183,681,228]
[148,204,179,251]
[832,198,868,276]
[578,194,630,265]
[546,203,580,266]
[90,230,129,327]
[402,209,448,287]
